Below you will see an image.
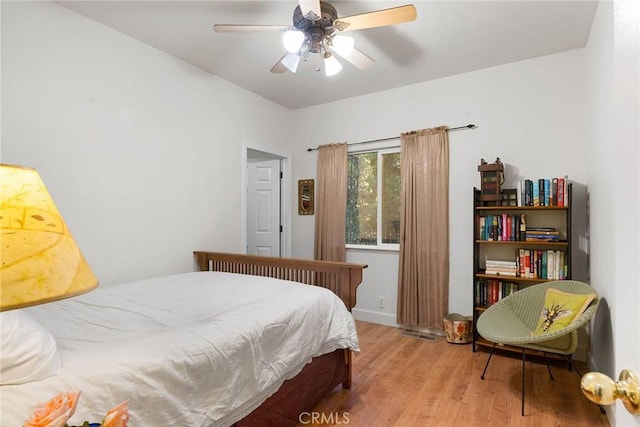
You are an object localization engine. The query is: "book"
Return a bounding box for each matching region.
[485,259,517,267]
[559,250,566,279]
[544,179,550,206]
[484,270,518,277]
[516,181,523,207]
[501,213,508,241]
[526,236,560,242]
[526,227,556,232]
[525,231,560,237]
[547,250,556,280]
[525,232,560,237]
[557,177,565,206]
[551,177,558,206]
[491,215,499,240]
[518,248,526,277]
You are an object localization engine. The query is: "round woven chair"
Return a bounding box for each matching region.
[476,280,600,416]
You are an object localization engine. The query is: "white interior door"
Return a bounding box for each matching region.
[247,159,281,256]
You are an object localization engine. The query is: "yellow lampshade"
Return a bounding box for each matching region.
[0,164,98,311]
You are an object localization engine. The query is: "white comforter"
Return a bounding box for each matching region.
[0,271,360,426]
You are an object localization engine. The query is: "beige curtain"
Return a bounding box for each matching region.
[314,143,348,262]
[397,127,450,328]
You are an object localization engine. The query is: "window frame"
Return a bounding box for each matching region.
[346,142,401,251]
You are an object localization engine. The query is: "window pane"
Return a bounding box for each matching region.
[346,153,377,245]
[381,152,401,244]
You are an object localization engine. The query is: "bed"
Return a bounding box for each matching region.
[0,251,367,426]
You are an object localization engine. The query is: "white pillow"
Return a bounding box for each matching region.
[0,310,61,385]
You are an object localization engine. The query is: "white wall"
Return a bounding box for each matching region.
[585,1,640,426]
[290,50,590,325]
[1,1,291,286]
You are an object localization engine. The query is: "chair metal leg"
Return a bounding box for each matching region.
[481,343,497,380]
[542,351,554,380]
[567,355,584,378]
[521,349,526,416]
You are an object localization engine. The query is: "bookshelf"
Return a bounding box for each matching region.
[472,183,572,353]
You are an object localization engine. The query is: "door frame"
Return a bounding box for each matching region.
[242,143,291,257]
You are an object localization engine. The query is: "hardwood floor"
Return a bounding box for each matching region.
[303,321,609,426]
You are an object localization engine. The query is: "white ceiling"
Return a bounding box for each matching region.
[58,1,598,110]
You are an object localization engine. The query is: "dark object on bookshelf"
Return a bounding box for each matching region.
[477,158,504,203]
[501,189,518,206]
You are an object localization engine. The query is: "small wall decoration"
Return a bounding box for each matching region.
[298,179,314,215]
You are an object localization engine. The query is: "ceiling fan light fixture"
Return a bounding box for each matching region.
[323,52,342,76]
[282,30,305,53]
[331,35,355,56]
[281,52,301,73]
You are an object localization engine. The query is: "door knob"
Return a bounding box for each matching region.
[581,369,640,415]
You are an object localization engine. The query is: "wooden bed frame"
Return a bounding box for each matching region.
[193,251,367,426]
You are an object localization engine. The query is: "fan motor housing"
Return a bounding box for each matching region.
[292,1,337,29]
[292,1,337,53]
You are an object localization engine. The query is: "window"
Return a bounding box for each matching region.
[346,148,401,248]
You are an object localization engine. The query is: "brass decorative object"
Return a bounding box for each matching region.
[298,179,314,215]
[581,369,640,415]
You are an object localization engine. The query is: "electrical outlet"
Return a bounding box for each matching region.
[378,297,385,309]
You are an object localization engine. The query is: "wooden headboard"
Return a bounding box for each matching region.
[194,251,367,311]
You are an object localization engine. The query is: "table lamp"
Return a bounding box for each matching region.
[0,164,98,311]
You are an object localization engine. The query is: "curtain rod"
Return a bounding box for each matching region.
[306,124,477,152]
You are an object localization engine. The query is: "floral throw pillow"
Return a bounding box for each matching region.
[532,288,596,336]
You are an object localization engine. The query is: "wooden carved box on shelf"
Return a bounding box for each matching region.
[477,158,504,205]
[471,180,573,353]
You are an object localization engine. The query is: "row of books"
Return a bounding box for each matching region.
[515,176,569,207]
[477,214,524,241]
[518,248,567,279]
[482,249,568,280]
[484,259,517,276]
[524,228,560,242]
[477,214,564,242]
[475,279,519,307]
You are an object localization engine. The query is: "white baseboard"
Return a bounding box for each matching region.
[351,309,447,336]
[352,308,398,327]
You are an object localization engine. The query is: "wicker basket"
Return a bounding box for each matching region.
[443,313,473,344]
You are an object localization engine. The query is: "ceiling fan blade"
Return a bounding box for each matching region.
[331,46,375,70]
[334,4,417,32]
[298,0,322,20]
[213,24,290,33]
[271,56,288,73]
[271,53,301,74]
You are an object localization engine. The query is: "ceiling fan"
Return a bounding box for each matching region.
[213,1,417,76]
